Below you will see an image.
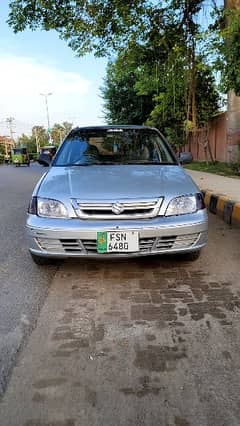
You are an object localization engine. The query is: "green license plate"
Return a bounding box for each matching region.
[97,231,139,253]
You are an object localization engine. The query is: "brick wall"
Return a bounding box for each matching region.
[184,112,235,162]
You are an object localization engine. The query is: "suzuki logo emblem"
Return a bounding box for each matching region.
[112,202,124,215]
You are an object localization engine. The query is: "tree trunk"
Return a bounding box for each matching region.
[225,0,240,163]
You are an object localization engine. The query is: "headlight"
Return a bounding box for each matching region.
[165,194,202,216]
[37,197,68,218]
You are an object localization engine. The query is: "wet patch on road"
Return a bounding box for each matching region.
[47,259,240,378]
[174,416,190,426]
[122,264,240,326]
[134,344,187,372]
[120,374,163,398]
[24,256,240,425]
[24,420,75,426]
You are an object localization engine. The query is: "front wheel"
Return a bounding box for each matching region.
[30,252,59,265]
[184,250,201,261]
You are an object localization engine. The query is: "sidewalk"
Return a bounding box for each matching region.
[186,169,240,227]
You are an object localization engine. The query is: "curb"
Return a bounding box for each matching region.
[202,190,240,227]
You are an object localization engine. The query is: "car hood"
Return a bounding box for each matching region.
[38,165,199,201]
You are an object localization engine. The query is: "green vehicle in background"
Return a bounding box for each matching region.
[11,147,30,167]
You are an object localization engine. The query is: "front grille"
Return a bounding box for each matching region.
[36,233,200,255]
[155,236,177,250]
[172,233,200,248]
[80,238,157,253]
[36,238,84,253]
[71,198,163,220]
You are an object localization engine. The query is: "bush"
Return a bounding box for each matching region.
[0,154,4,164]
[184,161,240,177]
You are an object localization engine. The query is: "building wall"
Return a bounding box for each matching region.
[185,112,234,162]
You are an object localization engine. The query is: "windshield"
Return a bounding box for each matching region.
[53,128,177,166]
[13,148,27,154]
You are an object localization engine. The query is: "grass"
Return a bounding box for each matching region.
[184,161,240,178]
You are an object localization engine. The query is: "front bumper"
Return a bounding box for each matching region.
[26,210,208,259]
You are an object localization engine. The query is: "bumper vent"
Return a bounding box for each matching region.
[36,233,200,255]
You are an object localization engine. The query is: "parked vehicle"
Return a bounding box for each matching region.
[26,125,208,265]
[38,146,57,166]
[11,147,30,166]
[4,154,10,164]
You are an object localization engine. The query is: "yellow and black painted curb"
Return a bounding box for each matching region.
[202,190,240,227]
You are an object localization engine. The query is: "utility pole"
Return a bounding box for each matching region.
[225,0,240,162]
[40,93,52,143]
[59,129,64,144]
[6,117,16,145]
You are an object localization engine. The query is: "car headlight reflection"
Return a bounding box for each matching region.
[165,194,201,216]
[37,198,68,218]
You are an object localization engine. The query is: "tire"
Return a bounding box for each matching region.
[184,250,201,261]
[30,252,59,266]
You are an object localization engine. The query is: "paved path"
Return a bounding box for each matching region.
[187,169,240,202]
[187,169,240,226]
[0,216,240,426]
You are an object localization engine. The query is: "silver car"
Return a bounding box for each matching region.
[27,125,208,265]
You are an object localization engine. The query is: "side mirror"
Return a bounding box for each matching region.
[178,152,193,164]
[37,153,51,167]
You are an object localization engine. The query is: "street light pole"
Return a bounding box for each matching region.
[40,92,52,143]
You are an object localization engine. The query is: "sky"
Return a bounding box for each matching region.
[0,2,108,138]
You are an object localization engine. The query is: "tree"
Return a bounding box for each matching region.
[16,122,73,153]
[32,126,48,149]
[17,133,36,152]
[101,38,220,149]
[50,121,73,145]
[10,0,237,158]
[8,0,150,56]
[8,1,240,96]
[101,59,154,125]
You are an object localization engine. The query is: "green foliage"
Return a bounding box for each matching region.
[18,132,37,152]
[101,59,153,124]
[31,125,48,149]
[50,122,73,145]
[9,0,237,150]
[7,0,240,96]
[184,161,240,177]
[8,0,149,56]
[102,46,220,149]
[16,122,73,152]
[195,64,220,125]
[212,9,240,96]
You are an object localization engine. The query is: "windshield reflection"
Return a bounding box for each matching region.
[53,129,176,166]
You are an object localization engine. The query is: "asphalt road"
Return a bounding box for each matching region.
[0,163,58,397]
[0,209,240,425]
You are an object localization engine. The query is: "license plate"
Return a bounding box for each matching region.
[97,231,139,253]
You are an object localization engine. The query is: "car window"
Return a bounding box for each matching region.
[53,129,176,166]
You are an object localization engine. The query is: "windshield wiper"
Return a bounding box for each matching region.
[121,161,161,165]
[67,162,100,166]
[123,161,176,165]
[65,161,176,166]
